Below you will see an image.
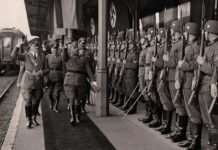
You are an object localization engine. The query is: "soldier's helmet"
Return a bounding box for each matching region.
[185,22,199,35]
[78,37,86,49]
[204,20,218,34]
[158,28,165,37]
[171,20,182,33]
[147,27,155,36]
[128,40,136,50]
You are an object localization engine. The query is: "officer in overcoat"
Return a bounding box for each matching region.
[11,41,49,128]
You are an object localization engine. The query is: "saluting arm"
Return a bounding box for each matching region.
[11,47,25,61]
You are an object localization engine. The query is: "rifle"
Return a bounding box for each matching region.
[173,9,186,104]
[188,0,206,105]
[147,13,158,93]
[158,9,170,91]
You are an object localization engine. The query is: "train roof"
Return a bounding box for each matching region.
[0,28,25,37]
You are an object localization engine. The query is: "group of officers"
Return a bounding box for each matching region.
[108,19,218,150]
[11,36,98,128]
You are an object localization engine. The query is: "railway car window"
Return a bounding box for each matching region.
[3,37,12,49]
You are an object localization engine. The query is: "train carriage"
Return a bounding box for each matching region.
[0,28,25,72]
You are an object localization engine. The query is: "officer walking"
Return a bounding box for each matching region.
[46,44,64,113]
[11,40,49,128]
[63,38,96,126]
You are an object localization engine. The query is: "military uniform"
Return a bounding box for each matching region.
[11,42,49,128]
[202,20,218,150]
[178,22,203,149]
[165,21,188,142]
[123,40,139,114]
[63,40,95,125]
[46,49,64,113]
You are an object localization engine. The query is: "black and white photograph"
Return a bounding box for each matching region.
[0,0,218,150]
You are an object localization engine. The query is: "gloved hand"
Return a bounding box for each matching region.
[197,56,205,65]
[163,54,169,62]
[191,79,196,91]
[211,83,217,98]
[178,60,184,68]
[152,56,157,62]
[175,80,180,90]
[148,71,153,80]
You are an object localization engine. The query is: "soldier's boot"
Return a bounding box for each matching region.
[161,110,173,135]
[25,106,33,128]
[115,94,124,107]
[156,110,167,131]
[32,105,39,126]
[171,115,188,142]
[75,104,81,124]
[53,95,60,113]
[111,91,119,104]
[81,98,87,114]
[70,105,76,126]
[122,96,130,111]
[149,104,162,128]
[48,93,54,110]
[187,123,202,150]
[109,88,114,102]
[207,127,218,150]
[178,133,192,148]
[126,98,137,114]
[142,100,153,124]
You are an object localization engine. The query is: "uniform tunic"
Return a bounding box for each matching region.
[180,41,202,124]
[124,50,139,98]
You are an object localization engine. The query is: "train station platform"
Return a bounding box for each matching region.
[1,91,208,150]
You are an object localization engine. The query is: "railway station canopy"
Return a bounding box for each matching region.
[24,0,217,38]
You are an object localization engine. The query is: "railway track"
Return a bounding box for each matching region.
[0,76,19,147]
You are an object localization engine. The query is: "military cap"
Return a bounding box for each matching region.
[171,20,182,33]
[147,27,155,36]
[158,28,165,37]
[204,20,218,34]
[184,22,199,35]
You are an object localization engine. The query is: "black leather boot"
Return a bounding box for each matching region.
[70,105,76,126]
[111,91,118,104]
[121,96,130,111]
[25,106,33,128]
[53,95,60,113]
[114,95,124,107]
[171,116,188,142]
[109,88,114,102]
[161,110,173,135]
[125,98,137,114]
[48,92,54,110]
[32,105,39,126]
[75,105,81,124]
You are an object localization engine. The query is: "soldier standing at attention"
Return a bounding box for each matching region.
[163,20,188,142]
[63,39,96,126]
[11,41,49,128]
[177,22,202,149]
[201,20,218,150]
[46,44,64,113]
[123,40,139,114]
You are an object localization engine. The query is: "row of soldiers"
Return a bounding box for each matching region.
[108,19,218,150]
[11,36,98,128]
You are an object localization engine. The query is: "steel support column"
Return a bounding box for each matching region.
[96,0,109,116]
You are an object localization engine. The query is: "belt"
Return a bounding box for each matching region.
[50,68,61,71]
[145,63,151,66]
[67,70,86,75]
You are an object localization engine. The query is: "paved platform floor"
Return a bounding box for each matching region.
[2,91,209,150]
